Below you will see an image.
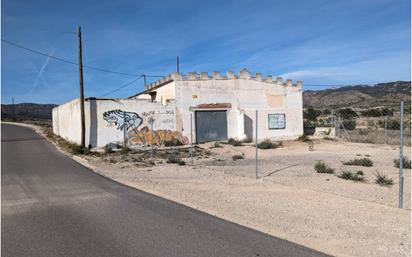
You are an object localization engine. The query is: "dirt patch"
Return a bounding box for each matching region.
[9,122,410,257]
[84,139,410,257]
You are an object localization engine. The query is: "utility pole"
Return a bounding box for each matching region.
[143,74,147,89]
[12,97,16,121]
[176,56,180,73]
[77,26,86,147]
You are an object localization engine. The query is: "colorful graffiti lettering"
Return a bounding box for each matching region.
[103,109,187,146]
[128,127,188,146]
[103,110,143,130]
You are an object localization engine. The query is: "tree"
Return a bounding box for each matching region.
[322,109,331,115]
[337,108,358,120]
[304,108,322,121]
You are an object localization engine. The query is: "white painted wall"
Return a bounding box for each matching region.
[53,71,304,146]
[53,98,177,147]
[173,77,303,142]
[52,98,83,144]
[88,98,176,147]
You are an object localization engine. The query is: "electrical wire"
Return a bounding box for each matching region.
[99,75,144,97]
[1,39,159,78]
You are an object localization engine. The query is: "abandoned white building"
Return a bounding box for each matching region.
[52,68,303,147]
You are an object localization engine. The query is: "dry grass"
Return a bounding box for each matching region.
[343,128,411,146]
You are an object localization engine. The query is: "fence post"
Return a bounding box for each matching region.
[123,111,127,148]
[255,110,258,179]
[190,112,194,165]
[149,117,154,160]
[335,112,339,138]
[384,115,388,144]
[399,101,404,208]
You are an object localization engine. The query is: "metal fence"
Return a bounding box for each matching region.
[121,101,410,209]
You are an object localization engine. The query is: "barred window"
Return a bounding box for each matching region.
[268,114,286,129]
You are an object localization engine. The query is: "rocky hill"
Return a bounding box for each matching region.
[303,81,410,109]
[1,103,57,121]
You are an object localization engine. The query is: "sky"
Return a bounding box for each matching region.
[2,0,411,104]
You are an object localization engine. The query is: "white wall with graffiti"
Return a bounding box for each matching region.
[52,98,185,148]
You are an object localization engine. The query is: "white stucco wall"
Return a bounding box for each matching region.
[87,98,177,147]
[52,98,83,144]
[173,77,303,142]
[53,70,303,147]
[53,98,178,148]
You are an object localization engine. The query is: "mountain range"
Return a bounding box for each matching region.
[303,81,410,109]
[1,103,57,121]
[1,81,410,120]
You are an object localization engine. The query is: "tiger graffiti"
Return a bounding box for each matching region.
[103,110,143,130]
[127,127,189,146]
[102,109,188,146]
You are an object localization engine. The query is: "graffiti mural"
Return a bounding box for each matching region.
[127,127,189,145]
[102,109,188,146]
[103,110,143,130]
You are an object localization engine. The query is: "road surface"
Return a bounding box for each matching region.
[2,123,330,257]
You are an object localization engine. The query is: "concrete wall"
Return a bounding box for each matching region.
[53,69,303,147]
[171,71,303,142]
[153,81,176,105]
[53,98,180,148]
[52,98,82,144]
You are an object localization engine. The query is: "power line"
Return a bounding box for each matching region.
[99,75,143,97]
[1,39,161,78]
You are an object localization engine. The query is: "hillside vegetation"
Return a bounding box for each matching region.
[303,81,410,109]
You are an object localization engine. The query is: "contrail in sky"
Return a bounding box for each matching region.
[30,48,55,96]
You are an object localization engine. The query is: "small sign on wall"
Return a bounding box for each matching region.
[268,113,286,129]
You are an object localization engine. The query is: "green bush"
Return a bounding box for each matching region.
[303,121,316,135]
[314,161,334,174]
[374,172,393,186]
[257,140,279,149]
[104,145,114,154]
[120,147,131,154]
[361,108,393,117]
[211,141,222,148]
[386,120,401,130]
[343,158,373,167]
[242,138,253,143]
[337,108,358,119]
[228,138,243,146]
[164,139,183,147]
[69,144,89,155]
[337,170,365,182]
[393,157,411,169]
[303,108,322,121]
[232,155,244,161]
[167,155,186,165]
[340,120,356,130]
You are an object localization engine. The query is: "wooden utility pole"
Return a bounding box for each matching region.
[143,74,147,89]
[176,56,180,73]
[77,26,86,147]
[12,97,16,121]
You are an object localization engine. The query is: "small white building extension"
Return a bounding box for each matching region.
[52,68,303,147]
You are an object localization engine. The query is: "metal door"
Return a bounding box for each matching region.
[195,110,228,143]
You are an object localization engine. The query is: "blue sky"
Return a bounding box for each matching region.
[2,0,411,104]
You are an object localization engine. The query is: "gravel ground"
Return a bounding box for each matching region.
[84,140,411,257]
[194,140,411,209]
[11,123,410,257]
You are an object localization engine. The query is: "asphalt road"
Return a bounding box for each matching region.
[2,123,330,257]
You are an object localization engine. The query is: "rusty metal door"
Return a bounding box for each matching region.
[195,110,228,143]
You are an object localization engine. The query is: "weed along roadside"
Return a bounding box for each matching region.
[2,1,410,254]
[8,122,411,257]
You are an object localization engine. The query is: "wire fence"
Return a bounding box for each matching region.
[303,106,411,146]
[119,101,410,209]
